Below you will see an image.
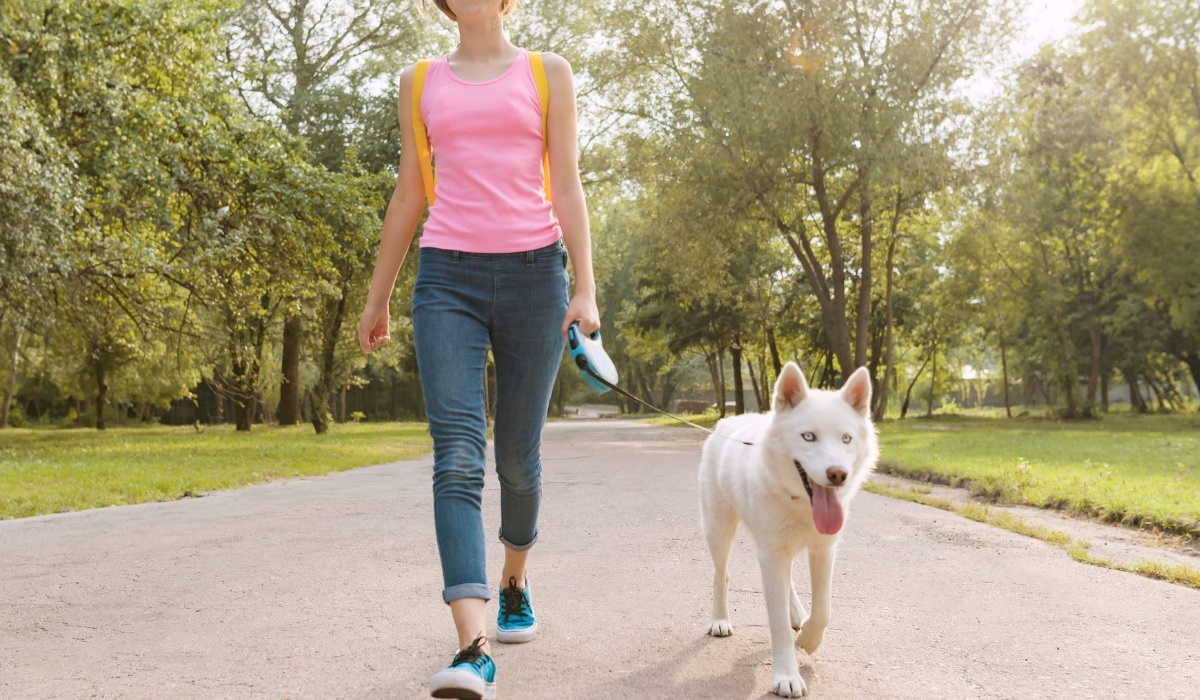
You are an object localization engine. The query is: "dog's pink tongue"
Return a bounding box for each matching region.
[811,484,844,535]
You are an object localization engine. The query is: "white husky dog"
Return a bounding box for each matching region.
[699,362,877,698]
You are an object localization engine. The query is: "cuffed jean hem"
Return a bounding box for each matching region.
[443,582,492,604]
[498,529,538,552]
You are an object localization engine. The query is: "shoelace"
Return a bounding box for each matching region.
[499,576,529,624]
[452,635,489,668]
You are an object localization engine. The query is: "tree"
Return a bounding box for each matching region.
[224,0,431,428]
[607,0,1020,388]
[4,0,235,428]
[0,67,73,427]
[1083,0,1200,392]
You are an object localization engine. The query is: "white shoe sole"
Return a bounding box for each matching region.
[495,619,538,644]
[430,667,496,700]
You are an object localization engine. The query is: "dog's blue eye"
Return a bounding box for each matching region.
[802,432,816,442]
[842,434,852,444]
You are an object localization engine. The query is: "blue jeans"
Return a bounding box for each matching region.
[412,241,569,604]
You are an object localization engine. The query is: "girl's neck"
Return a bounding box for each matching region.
[454,18,515,61]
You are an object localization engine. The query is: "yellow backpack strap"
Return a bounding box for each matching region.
[411,60,436,206]
[528,51,552,202]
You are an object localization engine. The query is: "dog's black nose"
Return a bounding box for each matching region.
[826,467,846,486]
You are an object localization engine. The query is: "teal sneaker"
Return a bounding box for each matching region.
[495,576,537,644]
[429,636,496,700]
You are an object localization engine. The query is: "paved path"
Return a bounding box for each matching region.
[2,421,1198,699]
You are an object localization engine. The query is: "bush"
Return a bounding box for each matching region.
[5,403,27,428]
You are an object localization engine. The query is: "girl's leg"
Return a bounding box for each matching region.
[449,598,490,652]
[412,250,494,611]
[500,548,529,591]
[490,244,569,572]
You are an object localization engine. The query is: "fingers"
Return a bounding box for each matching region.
[561,314,601,337]
[561,297,602,337]
[358,313,391,353]
[358,322,373,353]
[577,317,601,336]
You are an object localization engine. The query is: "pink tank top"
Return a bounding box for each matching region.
[418,49,562,253]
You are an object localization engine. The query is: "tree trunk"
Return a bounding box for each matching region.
[235,395,256,431]
[820,350,834,389]
[213,376,226,424]
[94,354,108,431]
[1055,320,1079,419]
[1122,366,1146,413]
[278,315,302,425]
[855,173,873,370]
[626,367,642,413]
[757,353,770,410]
[1146,375,1167,411]
[900,355,930,420]
[233,352,256,432]
[313,282,350,435]
[766,326,782,377]
[1000,331,1012,418]
[706,350,725,419]
[1181,352,1200,404]
[659,372,676,412]
[874,225,899,422]
[716,348,727,418]
[731,343,745,415]
[776,149,854,377]
[635,366,655,410]
[925,344,937,418]
[1084,312,1102,411]
[747,359,761,414]
[1,327,20,429]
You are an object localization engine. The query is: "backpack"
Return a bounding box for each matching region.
[410,52,552,207]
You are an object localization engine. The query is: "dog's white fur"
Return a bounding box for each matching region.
[699,362,877,698]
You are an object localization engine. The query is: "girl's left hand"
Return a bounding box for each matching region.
[562,294,600,337]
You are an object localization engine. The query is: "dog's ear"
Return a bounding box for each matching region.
[840,366,872,416]
[772,362,809,412]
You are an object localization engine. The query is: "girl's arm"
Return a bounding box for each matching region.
[359,65,429,353]
[543,53,601,337]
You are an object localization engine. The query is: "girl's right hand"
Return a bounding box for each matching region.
[358,303,391,353]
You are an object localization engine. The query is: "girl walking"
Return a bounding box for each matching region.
[358,1,599,698]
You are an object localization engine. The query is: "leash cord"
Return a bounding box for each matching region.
[576,360,754,446]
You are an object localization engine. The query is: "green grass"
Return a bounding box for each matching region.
[0,423,431,519]
[877,413,1200,538]
[863,481,1200,591]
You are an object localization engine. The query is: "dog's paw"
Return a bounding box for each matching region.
[789,591,805,631]
[797,625,824,655]
[708,619,733,637]
[771,672,808,697]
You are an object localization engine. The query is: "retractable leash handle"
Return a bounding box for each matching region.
[565,322,753,445]
[567,322,618,394]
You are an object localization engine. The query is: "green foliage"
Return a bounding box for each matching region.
[2,0,1198,428]
[0,68,72,321]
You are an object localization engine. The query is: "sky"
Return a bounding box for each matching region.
[966,0,1087,102]
[955,0,1089,102]
[1020,0,1087,54]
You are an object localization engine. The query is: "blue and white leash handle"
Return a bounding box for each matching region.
[566,322,748,442]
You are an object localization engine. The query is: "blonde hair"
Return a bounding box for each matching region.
[420,0,522,21]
